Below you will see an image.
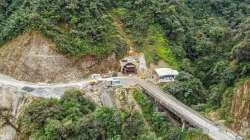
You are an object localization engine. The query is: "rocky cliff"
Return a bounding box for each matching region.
[230,79,250,139]
[0,32,119,83]
[0,86,34,140]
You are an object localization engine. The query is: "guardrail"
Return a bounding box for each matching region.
[133,78,244,140]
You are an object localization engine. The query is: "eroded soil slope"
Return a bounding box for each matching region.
[230,80,250,138]
[0,32,119,83]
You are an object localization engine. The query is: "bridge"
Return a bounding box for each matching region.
[0,74,244,140]
[131,78,243,140]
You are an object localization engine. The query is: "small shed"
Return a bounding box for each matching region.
[154,68,179,83]
[104,78,122,87]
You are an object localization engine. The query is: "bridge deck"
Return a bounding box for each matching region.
[133,78,242,140]
[0,74,243,140]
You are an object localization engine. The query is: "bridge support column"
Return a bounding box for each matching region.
[153,99,165,112]
[181,119,186,132]
[153,99,159,112]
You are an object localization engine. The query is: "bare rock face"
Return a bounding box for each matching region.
[0,125,17,140]
[230,80,250,138]
[0,32,119,83]
[0,90,14,110]
[0,85,33,140]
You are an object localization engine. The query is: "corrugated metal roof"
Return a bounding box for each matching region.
[155,68,179,76]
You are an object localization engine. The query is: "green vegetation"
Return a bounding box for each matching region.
[18,90,149,140]
[133,89,208,140]
[142,25,179,67]
[0,0,127,58]
[164,72,207,108]
[18,89,209,140]
[184,129,210,140]
[115,0,250,117]
[2,0,250,137]
[133,89,173,138]
[218,77,250,124]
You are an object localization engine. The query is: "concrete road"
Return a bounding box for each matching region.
[132,78,243,140]
[0,74,88,98]
[0,74,243,140]
[100,84,114,108]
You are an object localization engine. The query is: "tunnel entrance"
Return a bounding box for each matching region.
[122,62,137,74]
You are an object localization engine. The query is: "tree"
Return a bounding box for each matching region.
[164,72,207,106]
[18,89,149,140]
[233,38,250,61]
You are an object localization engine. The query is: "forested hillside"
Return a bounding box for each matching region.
[0,0,126,58]
[17,90,210,140]
[1,0,250,139]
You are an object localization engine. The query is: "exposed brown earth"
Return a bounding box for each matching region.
[230,80,250,139]
[0,32,119,83]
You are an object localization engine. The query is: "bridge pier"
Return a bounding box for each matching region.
[142,88,194,129]
[181,119,186,132]
[153,99,165,112]
[143,89,184,127]
[160,110,181,127]
[133,78,242,140]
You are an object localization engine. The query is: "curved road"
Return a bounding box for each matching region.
[0,74,88,98]
[0,74,243,140]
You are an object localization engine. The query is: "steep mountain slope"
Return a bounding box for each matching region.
[0,0,127,58]
[230,80,250,139]
[0,0,250,139]
[0,32,118,83]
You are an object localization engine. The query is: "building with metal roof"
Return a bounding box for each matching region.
[154,68,179,83]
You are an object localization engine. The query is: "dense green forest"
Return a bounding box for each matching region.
[0,0,127,58]
[18,90,209,140]
[1,0,250,138]
[19,90,148,140]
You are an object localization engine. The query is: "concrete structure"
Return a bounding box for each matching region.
[133,78,244,140]
[104,78,122,87]
[0,73,244,140]
[120,57,138,74]
[120,54,147,76]
[154,68,179,83]
[122,63,137,74]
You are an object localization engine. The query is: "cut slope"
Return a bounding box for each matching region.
[230,79,250,139]
[0,32,118,83]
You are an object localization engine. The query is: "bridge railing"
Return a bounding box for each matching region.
[134,78,244,140]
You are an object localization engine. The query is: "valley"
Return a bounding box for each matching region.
[0,0,250,140]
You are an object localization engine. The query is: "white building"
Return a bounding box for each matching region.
[154,68,179,83]
[104,78,122,87]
